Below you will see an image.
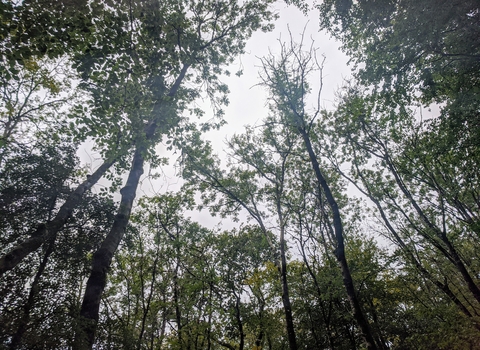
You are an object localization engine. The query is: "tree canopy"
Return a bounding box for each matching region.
[1,0,478,349]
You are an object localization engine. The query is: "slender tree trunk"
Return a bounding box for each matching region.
[384,154,480,305]
[207,283,213,350]
[234,293,245,350]
[298,233,336,348]
[137,246,160,350]
[253,292,266,349]
[255,330,264,349]
[278,215,298,350]
[299,128,378,350]
[70,68,190,345]
[186,149,297,347]
[378,198,477,319]
[174,251,183,348]
[0,159,115,277]
[271,177,298,350]
[9,238,56,349]
[441,235,480,305]
[74,150,144,350]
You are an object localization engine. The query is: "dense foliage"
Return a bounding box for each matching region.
[0,0,478,349]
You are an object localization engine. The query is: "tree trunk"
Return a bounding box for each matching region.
[0,159,115,277]
[73,63,190,349]
[343,160,477,321]
[9,238,56,349]
[174,239,183,348]
[74,149,144,349]
[277,205,298,350]
[299,128,378,350]
[234,293,245,350]
[137,246,160,350]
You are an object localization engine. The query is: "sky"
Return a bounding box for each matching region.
[82,1,352,230]
[205,2,350,151]
[144,2,351,229]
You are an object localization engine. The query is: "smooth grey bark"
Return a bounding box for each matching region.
[0,159,115,277]
[75,148,145,349]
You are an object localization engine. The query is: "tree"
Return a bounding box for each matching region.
[0,157,115,277]
[295,0,480,343]
[182,121,300,349]
[94,191,212,349]
[257,33,379,349]
[74,0,276,347]
[315,0,480,107]
[0,138,116,349]
[0,0,117,276]
[325,86,480,329]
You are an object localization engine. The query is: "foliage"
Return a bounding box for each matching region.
[94,192,281,349]
[316,0,480,103]
[1,0,479,348]
[0,137,79,248]
[0,141,116,348]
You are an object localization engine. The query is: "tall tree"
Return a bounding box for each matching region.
[225,123,300,350]
[182,122,300,350]
[0,0,117,276]
[325,86,480,324]
[257,33,379,349]
[74,0,276,347]
[287,0,480,342]
[0,157,115,277]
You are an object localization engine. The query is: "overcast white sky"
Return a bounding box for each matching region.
[82,1,352,229]
[205,1,350,149]
[137,2,352,228]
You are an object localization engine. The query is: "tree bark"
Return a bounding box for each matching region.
[234,293,245,350]
[74,149,144,350]
[9,238,56,349]
[299,128,378,350]
[74,63,190,350]
[277,198,298,350]
[137,244,160,350]
[0,159,115,277]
